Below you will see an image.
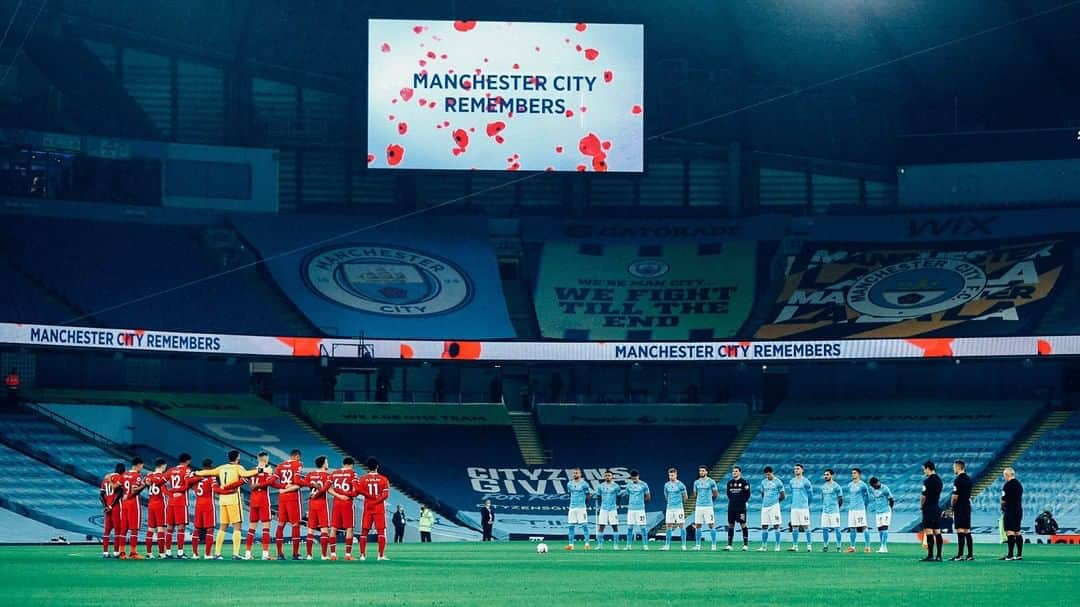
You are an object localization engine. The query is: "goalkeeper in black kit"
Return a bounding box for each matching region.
[724,466,751,551]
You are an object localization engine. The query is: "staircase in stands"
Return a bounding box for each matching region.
[509,411,549,465]
[970,409,1073,499]
[682,413,770,517]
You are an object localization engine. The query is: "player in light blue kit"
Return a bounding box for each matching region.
[845,468,872,553]
[565,467,592,550]
[758,466,786,552]
[594,470,621,550]
[662,468,688,551]
[691,466,720,551]
[622,469,651,550]
[868,477,894,553]
[819,468,844,552]
[788,464,814,552]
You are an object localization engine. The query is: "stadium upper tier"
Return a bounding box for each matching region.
[971,411,1079,529]
[1,207,1078,340]
[732,400,1040,531]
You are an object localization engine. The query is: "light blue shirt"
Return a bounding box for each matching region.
[869,484,893,515]
[624,481,650,510]
[567,479,590,508]
[820,481,843,514]
[596,481,620,511]
[846,480,870,511]
[760,477,785,508]
[664,480,687,509]
[789,476,812,509]
[693,477,718,508]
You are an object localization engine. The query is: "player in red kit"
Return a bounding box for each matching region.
[143,459,169,559]
[163,453,194,558]
[190,458,246,559]
[327,457,359,561]
[118,457,146,559]
[300,455,332,560]
[100,463,124,558]
[273,449,304,560]
[245,452,279,560]
[354,457,392,561]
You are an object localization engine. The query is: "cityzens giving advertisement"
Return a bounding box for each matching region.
[367,19,644,172]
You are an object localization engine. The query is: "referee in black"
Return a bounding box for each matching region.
[949,459,974,561]
[725,466,751,550]
[1001,467,1025,561]
[920,460,944,561]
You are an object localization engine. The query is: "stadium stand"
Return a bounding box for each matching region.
[0,506,76,544]
[731,400,1041,531]
[971,411,1079,530]
[0,442,102,536]
[0,406,126,483]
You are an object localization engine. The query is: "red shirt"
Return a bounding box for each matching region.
[4,373,18,388]
[274,460,304,501]
[329,468,358,501]
[118,470,144,503]
[164,464,194,505]
[145,472,168,506]
[303,470,331,503]
[191,476,243,507]
[100,473,121,508]
[249,469,280,506]
[355,472,390,512]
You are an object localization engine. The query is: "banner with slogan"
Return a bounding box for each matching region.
[756,237,1070,339]
[302,402,512,426]
[231,214,514,339]
[536,403,748,427]
[534,241,756,340]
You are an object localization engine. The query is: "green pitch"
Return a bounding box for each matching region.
[2,543,1077,606]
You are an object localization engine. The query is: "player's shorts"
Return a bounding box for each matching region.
[820,512,840,528]
[760,504,782,527]
[248,501,271,523]
[626,510,647,526]
[874,512,892,528]
[121,500,141,532]
[665,508,686,526]
[1003,509,1022,533]
[920,508,941,530]
[194,506,215,529]
[277,496,302,524]
[308,500,330,529]
[361,509,387,533]
[218,503,242,525]
[847,509,868,529]
[790,508,811,527]
[693,506,715,526]
[567,507,588,525]
[331,499,355,530]
[597,509,619,527]
[147,503,166,528]
[166,502,188,526]
[953,505,972,529]
[727,509,747,526]
[104,507,123,531]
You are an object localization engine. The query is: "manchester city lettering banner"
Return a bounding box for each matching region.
[755,238,1069,339]
[534,241,756,340]
[231,215,514,339]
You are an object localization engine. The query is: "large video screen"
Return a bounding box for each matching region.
[368,19,644,172]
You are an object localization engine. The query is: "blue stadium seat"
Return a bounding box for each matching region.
[0,412,121,481]
[0,443,103,535]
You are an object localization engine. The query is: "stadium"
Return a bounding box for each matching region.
[0,0,1079,604]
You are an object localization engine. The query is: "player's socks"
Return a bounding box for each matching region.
[358,535,366,557]
[966,532,974,557]
[377,533,387,557]
[848,528,856,548]
[1015,534,1023,558]
[262,529,271,555]
[129,531,139,554]
[804,529,813,548]
[710,528,717,548]
[774,529,782,549]
[863,529,871,548]
[742,527,749,546]
[306,532,315,557]
[727,527,734,546]
[955,532,966,558]
[695,530,702,548]
[345,539,354,557]
[146,531,154,555]
[214,530,225,556]
[191,530,200,556]
[927,535,935,559]
[320,532,329,557]
[566,524,576,546]
[680,528,686,549]
[232,530,242,557]
[245,529,256,553]
[103,536,110,555]
[1005,536,1015,558]
[157,533,165,555]
[879,530,888,547]
[275,526,286,557]
[165,530,172,553]
[935,533,943,559]
[665,528,672,547]
[291,524,302,557]
[760,529,768,547]
[821,528,829,548]
[176,531,185,555]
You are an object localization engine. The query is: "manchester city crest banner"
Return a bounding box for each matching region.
[534,241,756,340]
[755,238,1069,339]
[231,215,515,339]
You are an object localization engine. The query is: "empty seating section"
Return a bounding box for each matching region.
[0,506,75,543]
[0,263,74,324]
[734,401,1036,529]
[972,412,1080,528]
[0,443,103,535]
[0,215,289,334]
[0,411,120,479]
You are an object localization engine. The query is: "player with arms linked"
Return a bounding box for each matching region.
[622,470,650,550]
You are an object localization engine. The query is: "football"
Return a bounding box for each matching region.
[536,543,549,554]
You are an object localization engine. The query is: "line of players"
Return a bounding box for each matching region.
[562,459,991,560]
[99,449,392,562]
